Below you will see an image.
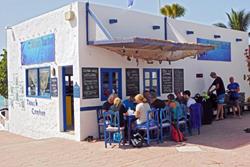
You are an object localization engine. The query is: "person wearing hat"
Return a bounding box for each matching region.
[208,72,226,120]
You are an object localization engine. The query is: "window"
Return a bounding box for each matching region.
[143,69,160,96]
[26,67,51,98]
[101,68,122,101]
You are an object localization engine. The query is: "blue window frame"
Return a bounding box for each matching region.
[143,69,160,96]
[100,68,122,101]
[26,67,51,98]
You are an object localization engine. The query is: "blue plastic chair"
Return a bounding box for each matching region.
[159,106,172,142]
[96,107,104,139]
[176,104,188,135]
[103,111,124,148]
[136,109,160,145]
[189,103,202,135]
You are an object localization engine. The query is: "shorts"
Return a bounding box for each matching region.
[216,94,225,104]
[229,99,239,106]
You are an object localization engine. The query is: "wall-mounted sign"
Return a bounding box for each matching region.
[82,68,99,99]
[126,68,140,96]
[51,78,58,97]
[174,69,184,93]
[161,69,173,93]
[197,38,231,62]
[21,34,55,65]
[74,82,80,98]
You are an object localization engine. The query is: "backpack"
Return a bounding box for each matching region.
[130,132,144,148]
[171,124,184,142]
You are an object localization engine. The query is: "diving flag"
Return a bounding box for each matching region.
[128,0,134,8]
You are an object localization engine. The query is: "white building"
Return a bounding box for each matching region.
[6,1,249,141]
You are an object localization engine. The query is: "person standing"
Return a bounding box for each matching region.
[208,72,226,120]
[227,77,241,118]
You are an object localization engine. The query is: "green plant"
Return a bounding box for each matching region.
[0,49,8,99]
[214,9,250,32]
[160,3,186,19]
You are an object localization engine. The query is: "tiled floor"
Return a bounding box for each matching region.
[0,112,250,167]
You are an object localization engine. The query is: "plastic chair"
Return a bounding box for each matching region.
[189,103,202,135]
[96,107,104,139]
[176,104,188,135]
[103,111,124,148]
[159,106,172,142]
[136,109,160,145]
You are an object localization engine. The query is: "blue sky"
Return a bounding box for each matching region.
[0,0,249,51]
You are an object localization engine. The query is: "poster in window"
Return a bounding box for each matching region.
[82,68,99,99]
[39,68,50,97]
[174,69,184,93]
[161,69,173,93]
[126,68,140,96]
[27,69,38,96]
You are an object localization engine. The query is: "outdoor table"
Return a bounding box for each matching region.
[124,115,136,144]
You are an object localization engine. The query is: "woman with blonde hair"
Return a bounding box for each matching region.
[134,94,151,125]
[110,97,127,126]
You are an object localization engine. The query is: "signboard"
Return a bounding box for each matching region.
[73,82,80,98]
[161,69,173,93]
[82,68,99,99]
[197,38,231,62]
[126,68,140,96]
[21,34,55,65]
[51,78,58,97]
[174,69,184,93]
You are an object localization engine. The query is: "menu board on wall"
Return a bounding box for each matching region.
[82,68,99,99]
[174,69,184,92]
[51,78,58,97]
[126,68,140,96]
[161,69,173,93]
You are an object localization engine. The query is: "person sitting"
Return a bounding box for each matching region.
[175,91,186,104]
[183,90,196,110]
[102,93,117,112]
[110,97,127,127]
[123,94,136,111]
[227,76,241,118]
[166,93,181,121]
[150,90,166,110]
[134,94,151,125]
[143,89,152,104]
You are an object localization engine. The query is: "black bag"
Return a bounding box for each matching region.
[130,132,144,148]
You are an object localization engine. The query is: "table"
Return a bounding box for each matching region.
[124,115,136,144]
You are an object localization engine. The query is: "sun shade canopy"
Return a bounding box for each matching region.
[89,37,215,62]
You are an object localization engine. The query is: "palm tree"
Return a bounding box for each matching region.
[160,3,186,19]
[214,9,250,34]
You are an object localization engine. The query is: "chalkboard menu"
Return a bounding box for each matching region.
[82,68,99,99]
[161,69,173,93]
[51,78,58,97]
[174,69,184,92]
[126,68,140,96]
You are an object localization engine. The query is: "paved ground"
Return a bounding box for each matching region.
[1,113,250,167]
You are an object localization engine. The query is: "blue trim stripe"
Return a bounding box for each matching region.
[86,2,89,45]
[164,17,167,40]
[62,67,67,131]
[80,106,102,111]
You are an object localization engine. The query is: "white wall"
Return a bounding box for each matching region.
[78,2,249,140]
[7,2,81,140]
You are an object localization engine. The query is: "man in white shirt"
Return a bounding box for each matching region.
[183,90,196,108]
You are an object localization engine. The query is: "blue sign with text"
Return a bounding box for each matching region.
[197,38,231,62]
[21,34,55,65]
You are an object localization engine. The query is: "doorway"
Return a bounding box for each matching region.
[62,66,74,131]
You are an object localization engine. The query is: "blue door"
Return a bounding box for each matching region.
[101,68,122,101]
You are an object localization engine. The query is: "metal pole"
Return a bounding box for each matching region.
[158,0,161,15]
